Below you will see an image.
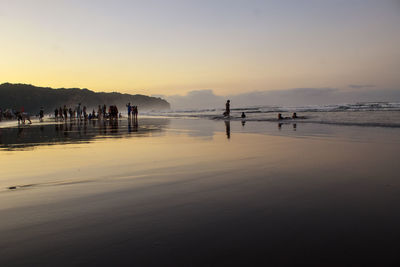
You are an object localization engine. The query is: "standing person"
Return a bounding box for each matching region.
[83,106,87,120]
[54,108,59,120]
[77,103,82,120]
[134,106,138,121]
[103,104,106,118]
[63,105,68,120]
[69,107,73,120]
[223,100,230,117]
[39,107,44,122]
[126,102,132,118]
[0,108,2,122]
[59,107,63,119]
[98,105,102,119]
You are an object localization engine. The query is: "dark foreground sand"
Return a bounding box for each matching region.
[1,118,400,266]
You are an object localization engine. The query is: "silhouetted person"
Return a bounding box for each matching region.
[278,113,290,120]
[103,104,106,118]
[69,108,73,120]
[126,102,132,117]
[223,100,230,117]
[77,103,82,120]
[54,108,59,120]
[292,112,305,119]
[39,107,44,122]
[241,112,246,118]
[98,105,102,119]
[83,105,87,120]
[133,106,138,121]
[63,105,68,120]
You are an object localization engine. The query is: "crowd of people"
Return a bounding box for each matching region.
[0,107,32,124]
[53,103,137,121]
[126,103,138,120]
[0,103,139,124]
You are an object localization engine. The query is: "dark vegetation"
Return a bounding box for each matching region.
[0,83,170,113]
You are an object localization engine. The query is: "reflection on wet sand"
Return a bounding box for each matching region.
[0,118,169,150]
[224,120,230,139]
[277,122,298,131]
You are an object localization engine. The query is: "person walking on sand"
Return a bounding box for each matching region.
[223,100,230,117]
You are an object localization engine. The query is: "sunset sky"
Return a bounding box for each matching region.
[1,0,399,97]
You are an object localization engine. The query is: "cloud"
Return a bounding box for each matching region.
[164,88,400,110]
[348,84,376,89]
[165,90,224,110]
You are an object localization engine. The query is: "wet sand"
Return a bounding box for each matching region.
[1,118,400,266]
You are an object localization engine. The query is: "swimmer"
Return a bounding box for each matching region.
[292,112,306,119]
[278,113,290,120]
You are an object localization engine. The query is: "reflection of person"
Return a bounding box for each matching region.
[223,100,230,117]
[225,120,230,139]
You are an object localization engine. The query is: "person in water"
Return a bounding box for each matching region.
[241,112,246,118]
[292,112,305,119]
[223,100,230,117]
[278,113,291,120]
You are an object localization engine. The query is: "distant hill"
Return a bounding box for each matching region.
[0,83,170,114]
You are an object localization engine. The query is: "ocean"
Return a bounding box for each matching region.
[144,101,400,128]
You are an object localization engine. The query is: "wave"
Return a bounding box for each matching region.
[145,102,400,115]
[141,102,400,129]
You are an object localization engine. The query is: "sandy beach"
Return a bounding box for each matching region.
[1,118,400,266]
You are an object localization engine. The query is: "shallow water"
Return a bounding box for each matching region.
[0,117,400,266]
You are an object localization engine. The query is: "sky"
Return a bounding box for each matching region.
[1,0,399,105]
